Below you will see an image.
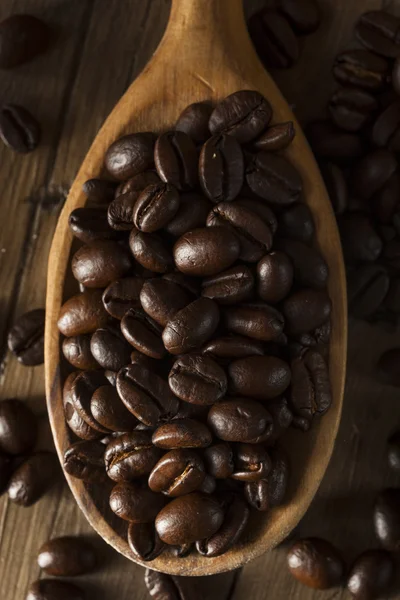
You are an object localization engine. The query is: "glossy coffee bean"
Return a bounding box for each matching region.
[340,213,382,262]
[228,355,291,401]
[0,14,50,68]
[203,443,234,479]
[248,10,299,69]
[110,481,165,522]
[287,538,345,590]
[152,419,212,449]
[155,492,223,545]
[283,289,332,335]
[90,327,131,371]
[133,183,180,232]
[129,229,173,273]
[140,278,191,327]
[0,103,40,153]
[329,88,378,132]
[63,374,101,441]
[246,152,302,205]
[333,49,390,91]
[155,131,198,191]
[234,198,278,235]
[347,550,394,599]
[0,399,37,455]
[280,0,320,33]
[58,290,109,336]
[105,430,161,481]
[116,364,179,426]
[231,444,270,482]
[257,252,293,304]
[290,349,331,423]
[70,370,109,433]
[144,568,200,600]
[7,308,45,366]
[388,432,400,471]
[128,522,165,562]
[163,298,220,354]
[174,227,240,277]
[377,348,400,387]
[165,192,211,237]
[82,178,117,202]
[277,239,328,289]
[38,536,96,576]
[307,120,364,162]
[348,264,390,318]
[116,171,161,197]
[63,440,105,482]
[278,204,315,244]
[223,302,284,341]
[209,90,272,143]
[197,494,249,557]
[320,162,348,215]
[169,354,227,405]
[121,308,165,359]
[91,385,137,432]
[107,190,140,231]
[268,396,293,440]
[102,277,144,319]
[372,101,400,151]
[244,479,269,511]
[68,207,118,244]
[199,134,244,202]
[268,446,290,506]
[202,335,264,362]
[62,334,98,370]
[208,397,273,444]
[26,579,85,600]
[105,132,155,180]
[374,489,400,551]
[252,121,295,152]
[352,149,397,201]
[175,101,212,143]
[356,11,400,59]
[8,452,58,506]
[149,448,205,497]
[72,240,132,288]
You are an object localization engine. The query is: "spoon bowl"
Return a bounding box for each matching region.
[45,0,347,576]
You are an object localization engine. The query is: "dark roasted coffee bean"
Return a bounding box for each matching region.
[203,443,234,479]
[198,474,216,494]
[333,49,390,91]
[133,183,180,232]
[231,444,270,482]
[208,397,273,444]
[82,178,117,202]
[280,0,320,33]
[155,131,198,191]
[156,492,223,545]
[347,550,394,599]
[165,192,211,237]
[223,302,284,341]
[352,149,397,201]
[105,430,161,481]
[246,152,302,205]
[68,207,118,244]
[320,162,348,215]
[26,579,85,600]
[38,536,96,576]
[257,252,293,304]
[152,419,212,449]
[356,11,400,59]
[102,277,144,319]
[268,446,290,506]
[145,568,201,600]
[108,190,140,231]
[268,396,293,440]
[149,448,205,496]
[163,297,220,354]
[110,481,165,522]
[244,479,269,511]
[140,278,191,327]
[199,134,244,202]
[388,432,400,471]
[202,265,254,305]
[287,538,345,590]
[234,198,278,234]
[209,90,272,143]
[105,132,155,180]
[0,399,37,455]
[72,240,131,288]
[175,101,212,143]
[276,238,328,289]
[374,489,400,551]
[129,229,173,273]
[7,308,45,366]
[252,121,295,152]
[174,227,240,276]
[278,204,315,243]
[372,171,400,223]
[62,334,98,370]
[8,451,58,506]
[128,522,165,562]
[90,327,131,371]
[202,336,264,362]
[169,354,227,405]
[348,264,390,318]
[329,88,378,132]
[0,14,50,68]
[372,101,400,150]
[63,373,101,441]
[307,120,364,162]
[197,494,249,557]
[91,385,137,432]
[58,290,109,336]
[228,355,291,400]
[121,308,165,358]
[377,348,400,386]
[116,171,161,197]
[340,213,382,262]
[116,364,179,426]
[71,370,109,433]
[0,104,40,153]
[248,10,299,69]
[63,440,105,482]
[283,289,332,335]
[290,349,331,423]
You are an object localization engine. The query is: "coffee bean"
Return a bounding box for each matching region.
[107,190,140,231]
[352,149,397,201]
[105,430,161,482]
[152,419,212,449]
[257,252,293,304]
[201,264,254,305]
[280,0,320,34]
[174,227,240,277]
[208,397,273,444]
[0,14,51,68]
[374,489,400,551]
[340,213,382,262]
[231,444,270,482]
[0,399,37,455]
[268,397,293,440]
[287,538,345,589]
[248,10,299,69]
[8,451,58,506]
[223,302,285,341]
[116,364,179,426]
[38,536,96,576]
[129,229,173,273]
[244,478,269,511]
[329,88,378,132]
[278,204,315,244]
[154,132,198,192]
[246,152,302,205]
[128,522,165,562]
[91,385,137,432]
[62,334,97,370]
[283,289,332,335]
[347,550,394,599]
[132,182,180,233]
[372,101,400,151]
[0,104,40,153]
[356,11,400,59]
[388,432,400,471]
[209,90,272,143]
[26,579,85,600]
[234,198,278,234]
[144,568,200,600]
[290,349,331,424]
[203,443,234,479]
[58,290,110,336]
[307,120,364,162]
[252,121,295,152]
[175,101,212,143]
[72,240,132,288]
[333,49,390,91]
[7,308,45,366]
[70,370,109,433]
[199,134,244,202]
[228,355,291,401]
[149,448,205,497]
[163,298,220,355]
[169,354,227,405]
[82,178,117,202]
[110,481,165,522]
[140,278,191,327]
[116,171,161,197]
[63,373,102,441]
[155,492,223,545]
[164,192,211,237]
[105,132,155,180]
[268,446,290,506]
[121,308,165,359]
[377,348,400,386]
[348,264,390,318]
[63,440,105,482]
[276,238,328,288]
[320,162,348,215]
[102,277,144,320]
[89,327,131,372]
[69,207,118,244]
[202,335,264,362]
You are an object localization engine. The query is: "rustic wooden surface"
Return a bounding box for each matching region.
[0,0,398,598]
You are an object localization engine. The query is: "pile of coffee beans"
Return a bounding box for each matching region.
[58,88,333,560]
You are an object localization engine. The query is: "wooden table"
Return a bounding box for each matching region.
[0,0,399,598]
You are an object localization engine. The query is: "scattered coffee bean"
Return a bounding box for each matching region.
[374,489,400,551]
[144,568,200,600]
[333,49,390,91]
[26,579,85,600]
[347,550,394,599]
[0,399,37,455]
[287,538,345,589]
[248,10,299,69]
[0,104,40,152]
[0,14,51,69]
[8,452,58,506]
[7,308,45,366]
[356,11,400,59]
[37,536,96,576]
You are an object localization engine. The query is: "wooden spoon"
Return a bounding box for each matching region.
[45,0,347,577]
